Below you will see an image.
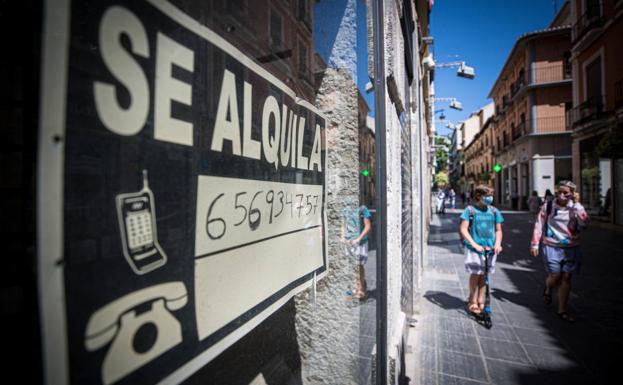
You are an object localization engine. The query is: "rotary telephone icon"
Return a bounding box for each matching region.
[84,282,188,385]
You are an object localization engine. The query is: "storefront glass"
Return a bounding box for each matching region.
[23,1,381,384]
[580,135,612,221]
[615,159,623,225]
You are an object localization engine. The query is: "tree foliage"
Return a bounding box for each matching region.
[435,171,449,187]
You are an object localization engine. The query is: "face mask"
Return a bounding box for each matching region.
[483,196,494,205]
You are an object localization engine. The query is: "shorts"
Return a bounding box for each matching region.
[464,248,497,275]
[542,245,581,274]
[357,242,369,265]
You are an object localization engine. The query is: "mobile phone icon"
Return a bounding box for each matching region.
[116,170,167,275]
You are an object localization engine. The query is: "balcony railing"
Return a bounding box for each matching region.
[512,121,526,139]
[615,80,623,109]
[529,64,571,84]
[533,116,569,134]
[510,77,525,98]
[568,96,605,127]
[572,1,603,45]
[509,64,570,101]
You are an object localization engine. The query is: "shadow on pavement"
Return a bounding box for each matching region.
[425,210,623,383]
[494,214,621,383]
[423,290,464,311]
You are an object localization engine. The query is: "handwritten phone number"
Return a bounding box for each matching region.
[206,190,321,240]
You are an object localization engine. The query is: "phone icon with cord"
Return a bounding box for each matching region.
[84,282,188,385]
[116,170,167,274]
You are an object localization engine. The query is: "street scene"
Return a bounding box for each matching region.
[2,0,622,384]
[407,206,623,384]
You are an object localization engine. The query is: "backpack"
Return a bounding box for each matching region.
[460,205,497,249]
[541,200,554,236]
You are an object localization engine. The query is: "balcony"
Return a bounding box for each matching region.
[568,97,605,128]
[502,94,511,110]
[572,1,603,46]
[510,77,525,98]
[509,64,570,102]
[534,116,569,134]
[529,63,571,84]
[512,121,526,140]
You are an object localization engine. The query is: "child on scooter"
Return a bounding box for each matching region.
[459,185,504,315]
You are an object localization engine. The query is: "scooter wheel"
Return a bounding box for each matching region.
[483,316,492,329]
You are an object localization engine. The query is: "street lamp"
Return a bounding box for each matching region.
[433,97,463,111]
[436,61,476,79]
[434,109,446,120]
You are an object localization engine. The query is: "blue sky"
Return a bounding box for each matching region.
[312,1,560,126]
[431,0,561,136]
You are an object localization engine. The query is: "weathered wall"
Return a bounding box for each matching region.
[294,1,365,384]
[294,67,362,385]
[383,1,408,383]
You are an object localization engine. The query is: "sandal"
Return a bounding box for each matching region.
[557,311,575,323]
[467,302,481,315]
[542,288,552,305]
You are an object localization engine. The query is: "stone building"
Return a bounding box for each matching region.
[463,116,496,190]
[449,122,464,191]
[490,2,573,210]
[568,0,623,224]
[452,103,493,193]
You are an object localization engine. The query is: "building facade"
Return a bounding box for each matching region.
[448,122,464,192]
[449,103,494,195]
[463,116,496,191]
[569,0,623,224]
[490,3,573,210]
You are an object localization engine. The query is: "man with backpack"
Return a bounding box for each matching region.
[459,185,504,315]
[530,180,589,322]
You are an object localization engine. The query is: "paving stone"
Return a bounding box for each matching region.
[485,359,540,385]
[412,370,436,385]
[435,279,462,289]
[512,327,559,348]
[504,312,552,332]
[479,338,531,365]
[474,324,518,342]
[416,346,436,373]
[417,328,436,348]
[522,344,580,371]
[438,350,488,383]
[436,315,475,336]
[438,373,488,385]
[438,330,481,356]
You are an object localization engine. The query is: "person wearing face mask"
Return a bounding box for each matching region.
[530,180,589,322]
[459,185,504,315]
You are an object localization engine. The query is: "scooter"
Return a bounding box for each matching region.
[467,247,493,329]
[481,247,493,329]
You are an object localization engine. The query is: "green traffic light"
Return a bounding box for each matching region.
[493,164,502,173]
[362,169,369,177]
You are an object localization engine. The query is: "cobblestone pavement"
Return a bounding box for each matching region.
[405,208,623,385]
